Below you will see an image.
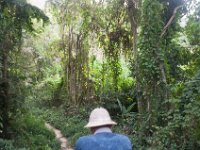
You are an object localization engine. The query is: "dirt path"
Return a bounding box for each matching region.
[45,123,73,150]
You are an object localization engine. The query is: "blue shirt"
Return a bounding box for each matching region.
[75,132,132,150]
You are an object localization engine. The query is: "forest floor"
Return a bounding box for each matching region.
[45,123,73,150]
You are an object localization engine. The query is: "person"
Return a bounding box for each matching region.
[75,107,132,150]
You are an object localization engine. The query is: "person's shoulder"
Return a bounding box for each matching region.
[115,133,129,138]
[75,135,95,149]
[76,135,94,143]
[114,133,132,148]
[114,133,131,141]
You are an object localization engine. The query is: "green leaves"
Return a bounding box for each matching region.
[0,0,49,44]
[117,98,136,116]
[185,3,200,45]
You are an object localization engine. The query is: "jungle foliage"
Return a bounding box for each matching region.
[0,0,200,149]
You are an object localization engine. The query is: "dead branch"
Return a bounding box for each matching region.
[160,5,183,38]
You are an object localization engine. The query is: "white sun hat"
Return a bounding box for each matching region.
[85,107,117,128]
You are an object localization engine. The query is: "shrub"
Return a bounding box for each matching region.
[0,139,17,150]
[11,113,60,150]
[39,107,89,148]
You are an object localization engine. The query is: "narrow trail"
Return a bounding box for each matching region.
[45,123,73,150]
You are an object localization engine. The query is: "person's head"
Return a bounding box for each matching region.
[85,107,117,133]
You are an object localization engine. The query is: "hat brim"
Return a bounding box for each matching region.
[84,121,117,128]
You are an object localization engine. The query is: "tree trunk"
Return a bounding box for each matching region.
[126,0,144,114]
[126,0,149,142]
[0,39,10,138]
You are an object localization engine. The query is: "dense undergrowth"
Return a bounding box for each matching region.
[20,70,200,150]
[0,113,60,150]
[33,107,89,147]
[30,106,134,148]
